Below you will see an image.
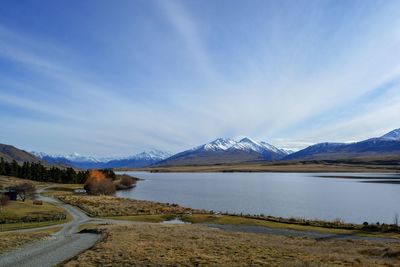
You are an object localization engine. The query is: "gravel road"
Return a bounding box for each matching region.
[0,188,101,267]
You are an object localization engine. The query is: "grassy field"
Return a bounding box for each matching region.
[181,214,358,234]
[0,201,68,231]
[64,224,400,267]
[57,195,205,217]
[41,184,84,197]
[0,227,60,253]
[104,214,400,237]
[0,175,45,188]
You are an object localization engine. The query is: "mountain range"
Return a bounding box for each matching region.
[156,137,290,166]
[284,129,400,162]
[32,150,171,169]
[1,128,399,169]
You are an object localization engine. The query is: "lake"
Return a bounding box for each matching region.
[116,172,400,224]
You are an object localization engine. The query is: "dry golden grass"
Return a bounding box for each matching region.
[0,228,59,253]
[57,195,205,217]
[64,224,400,267]
[109,214,359,235]
[0,200,66,224]
[0,175,44,188]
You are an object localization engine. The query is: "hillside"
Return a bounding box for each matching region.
[0,143,42,164]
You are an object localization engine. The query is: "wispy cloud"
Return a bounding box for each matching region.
[0,1,400,155]
[157,0,218,82]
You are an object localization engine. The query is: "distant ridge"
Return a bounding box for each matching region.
[283,128,400,161]
[156,137,290,166]
[32,150,171,169]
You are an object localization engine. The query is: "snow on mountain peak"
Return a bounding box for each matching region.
[196,137,286,155]
[130,150,171,160]
[33,150,171,163]
[232,137,264,152]
[381,128,400,140]
[203,138,237,151]
[64,153,99,163]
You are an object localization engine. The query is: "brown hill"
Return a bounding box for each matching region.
[0,143,42,164]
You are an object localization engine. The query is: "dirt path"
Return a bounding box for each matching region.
[0,187,146,267]
[0,187,101,267]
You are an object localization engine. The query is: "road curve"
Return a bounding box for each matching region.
[0,187,101,267]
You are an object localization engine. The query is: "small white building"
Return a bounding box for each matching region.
[73,189,87,195]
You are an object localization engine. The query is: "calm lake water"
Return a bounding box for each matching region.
[116,172,400,224]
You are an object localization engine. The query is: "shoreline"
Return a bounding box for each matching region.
[116,162,400,173]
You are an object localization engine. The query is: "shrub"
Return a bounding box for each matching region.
[120,175,134,186]
[87,179,116,195]
[84,170,116,195]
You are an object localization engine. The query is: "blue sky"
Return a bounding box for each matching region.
[1,0,400,156]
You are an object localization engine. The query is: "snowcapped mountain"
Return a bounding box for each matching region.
[64,153,99,163]
[284,129,400,161]
[32,152,99,162]
[381,128,400,140]
[156,137,289,166]
[189,137,289,155]
[201,138,237,151]
[131,150,171,160]
[32,150,171,169]
[231,137,290,156]
[101,151,171,168]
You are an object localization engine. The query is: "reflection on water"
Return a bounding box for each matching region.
[162,218,189,224]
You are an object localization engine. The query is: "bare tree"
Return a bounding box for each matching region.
[0,195,9,211]
[14,182,36,202]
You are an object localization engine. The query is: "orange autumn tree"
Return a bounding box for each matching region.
[84,170,116,195]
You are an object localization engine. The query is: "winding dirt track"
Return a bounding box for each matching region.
[0,188,102,267]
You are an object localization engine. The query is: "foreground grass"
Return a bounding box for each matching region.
[57,195,205,217]
[0,200,67,223]
[64,224,400,267]
[1,201,63,217]
[0,227,60,253]
[184,214,357,234]
[102,214,400,237]
[0,200,70,232]
[0,217,70,232]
